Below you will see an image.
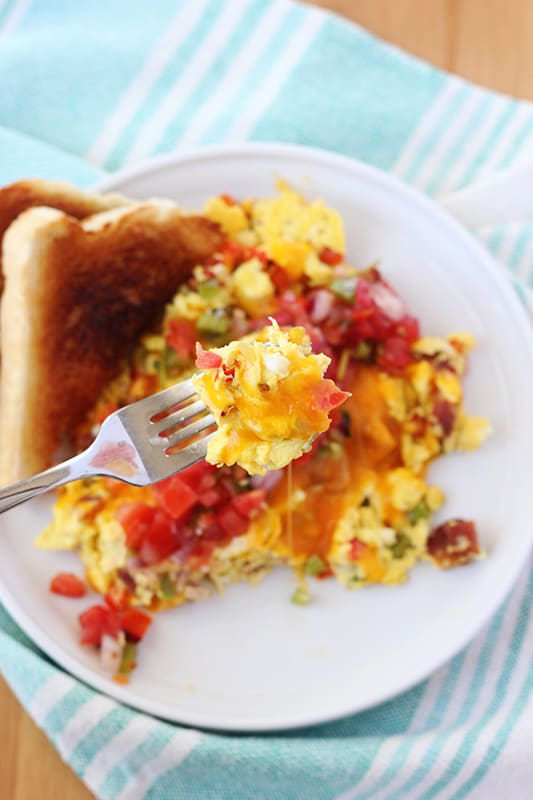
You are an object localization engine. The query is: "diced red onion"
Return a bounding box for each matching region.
[309,289,334,323]
[100,634,123,673]
[369,282,406,321]
[251,469,283,493]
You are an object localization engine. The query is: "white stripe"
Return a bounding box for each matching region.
[392,80,463,179]
[414,92,487,192]
[475,105,533,174]
[468,689,533,798]
[86,1,210,166]
[335,666,454,800]
[341,566,530,800]
[56,694,116,760]
[436,97,510,193]
[82,715,160,789]
[380,567,530,800]
[124,0,252,164]
[116,729,202,800]
[29,672,77,725]
[516,235,533,282]
[222,10,324,142]
[524,287,533,320]
[0,0,31,39]
[411,573,533,800]
[178,0,289,146]
[510,131,533,169]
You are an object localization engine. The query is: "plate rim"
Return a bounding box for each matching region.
[2,141,533,731]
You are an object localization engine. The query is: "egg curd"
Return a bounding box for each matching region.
[38,184,490,679]
[193,322,349,475]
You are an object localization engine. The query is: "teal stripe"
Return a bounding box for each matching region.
[508,225,533,273]
[512,276,527,304]
[251,15,446,171]
[200,3,303,144]
[453,657,533,799]
[487,226,505,257]
[0,0,14,28]
[0,629,56,704]
[44,685,93,739]
[98,723,175,797]
[459,101,519,186]
[426,93,495,195]
[497,113,533,169]
[403,84,471,184]
[417,568,533,800]
[70,706,135,776]
[155,0,270,154]
[104,0,222,170]
[387,601,508,800]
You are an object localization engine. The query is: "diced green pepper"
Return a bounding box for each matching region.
[391,532,412,559]
[291,586,310,606]
[354,340,372,361]
[197,310,230,335]
[160,574,176,599]
[198,280,220,301]
[305,555,327,577]
[407,499,430,524]
[330,277,357,302]
[118,641,137,676]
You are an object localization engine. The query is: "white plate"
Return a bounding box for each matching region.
[1,143,533,732]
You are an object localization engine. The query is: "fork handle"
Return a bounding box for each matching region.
[0,456,86,514]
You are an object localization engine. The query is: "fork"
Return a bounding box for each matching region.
[0,378,215,514]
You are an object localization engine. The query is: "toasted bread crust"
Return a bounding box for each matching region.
[0,180,130,295]
[0,202,223,482]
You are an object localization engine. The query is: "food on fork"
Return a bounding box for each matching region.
[193,321,350,474]
[0,194,223,484]
[0,179,490,682]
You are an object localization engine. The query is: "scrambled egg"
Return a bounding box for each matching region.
[37,184,490,608]
[193,322,345,475]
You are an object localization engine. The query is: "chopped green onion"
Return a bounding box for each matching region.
[340,410,352,438]
[198,280,220,301]
[118,641,137,676]
[330,277,357,302]
[197,310,230,335]
[354,340,372,360]
[315,441,343,461]
[391,532,412,559]
[291,586,310,605]
[337,348,351,380]
[161,574,176,599]
[305,555,327,576]
[407,500,430,524]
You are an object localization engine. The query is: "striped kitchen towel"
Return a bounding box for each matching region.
[1,1,533,798]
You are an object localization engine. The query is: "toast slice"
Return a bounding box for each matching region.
[0,179,131,294]
[0,201,223,484]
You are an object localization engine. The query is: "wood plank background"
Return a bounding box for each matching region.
[2,2,532,798]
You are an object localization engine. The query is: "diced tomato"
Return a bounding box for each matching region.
[311,379,351,411]
[377,336,413,373]
[166,318,197,359]
[137,509,182,565]
[348,539,368,561]
[216,502,250,537]
[79,604,121,646]
[195,342,223,370]
[50,572,87,598]
[154,475,199,519]
[116,502,156,549]
[195,512,225,541]
[427,519,480,568]
[319,246,343,265]
[231,489,266,518]
[120,608,152,642]
[197,486,227,508]
[104,582,132,611]
[268,263,291,293]
[179,460,218,492]
[220,193,236,206]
